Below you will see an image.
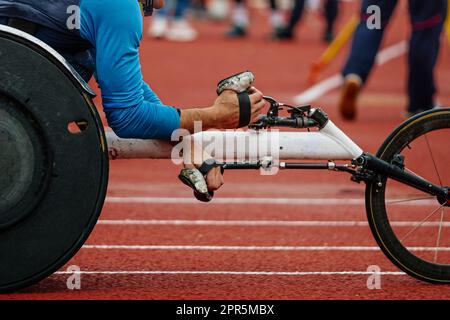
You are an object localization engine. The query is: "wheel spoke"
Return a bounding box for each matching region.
[433,207,445,263]
[424,133,443,187]
[387,196,435,205]
[401,204,445,242]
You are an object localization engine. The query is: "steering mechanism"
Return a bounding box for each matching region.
[179,71,340,202]
[250,96,330,130]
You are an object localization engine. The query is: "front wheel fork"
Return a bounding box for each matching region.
[354,153,449,201]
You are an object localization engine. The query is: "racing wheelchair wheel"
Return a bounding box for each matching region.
[366,108,450,283]
[0,26,109,292]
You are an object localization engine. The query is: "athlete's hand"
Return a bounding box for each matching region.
[211,87,266,129]
[205,166,224,191]
[182,162,224,192]
[179,87,266,132]
[182,137,224,192]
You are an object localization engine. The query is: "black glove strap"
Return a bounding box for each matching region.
[237,91,251,128]
[198,159,221,176]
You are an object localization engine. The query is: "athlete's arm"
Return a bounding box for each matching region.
[179,87,266,132]
[142,82,163,105]
[80,0,179,139]
[80,0,265,138]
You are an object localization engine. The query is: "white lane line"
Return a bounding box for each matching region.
[106,196,436,206]
[375,41,408,65]
[293,74,343,104]
[293,40,408,104]
[54,270,405,276]
[97,219,450,227]
[82,245,450,252]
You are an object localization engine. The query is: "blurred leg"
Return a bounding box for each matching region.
[226,0,249,37]
[155,0,170,16]
[269,0,277,11]
[407,0,447,113]
[339,0,397,120]
[174,0,191,20]
[268,0,284,30]
[272,0,305,40]
[342,0,397,83]
[286,0,306,32]
[323,0,339,42]
[167,0,198,41]
[149,0,170,37]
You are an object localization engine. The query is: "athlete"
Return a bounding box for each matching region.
[338,0,447,120]
[274,0,339,43]
[0,0,266,191]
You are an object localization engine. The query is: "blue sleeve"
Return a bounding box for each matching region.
[142,82,163,105]
[79,0,180,139]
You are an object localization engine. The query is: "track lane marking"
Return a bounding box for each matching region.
[97,219,450,227]
[106,196,436,206]
[54,270,405,276]
[82,245,450,251]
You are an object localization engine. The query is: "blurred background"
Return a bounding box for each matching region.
[134,0,450,121]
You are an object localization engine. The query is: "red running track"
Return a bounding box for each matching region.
[2,1,450,300]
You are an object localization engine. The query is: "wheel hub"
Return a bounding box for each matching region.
[0,99,49,229]
[437,187,450,207]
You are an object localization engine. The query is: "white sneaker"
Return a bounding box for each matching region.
[166,20,198,42]
[149,16,168,38]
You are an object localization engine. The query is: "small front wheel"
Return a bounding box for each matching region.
[366,108,450,283]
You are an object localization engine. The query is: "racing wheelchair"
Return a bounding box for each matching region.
[0,24,449,292]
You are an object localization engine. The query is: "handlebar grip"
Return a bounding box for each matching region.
[178,168,214,202]
[216,71,255,95]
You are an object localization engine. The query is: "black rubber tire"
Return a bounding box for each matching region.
[366,108,450,283]
[0,29,109,293]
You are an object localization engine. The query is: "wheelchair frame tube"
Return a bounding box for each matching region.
[105,120,364,162]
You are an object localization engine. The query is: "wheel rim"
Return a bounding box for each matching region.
[0,31,109,292]
[383,127,450,266]
[367,109,450,282]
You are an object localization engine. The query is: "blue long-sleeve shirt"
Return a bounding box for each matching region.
[79,0,180,139]
[0,0,180,139]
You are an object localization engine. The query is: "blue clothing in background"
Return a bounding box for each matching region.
[156,0,191,20]
[342,0,447,113]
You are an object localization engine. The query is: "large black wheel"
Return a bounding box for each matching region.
[366,108,450,283]
[0,28,109,292]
